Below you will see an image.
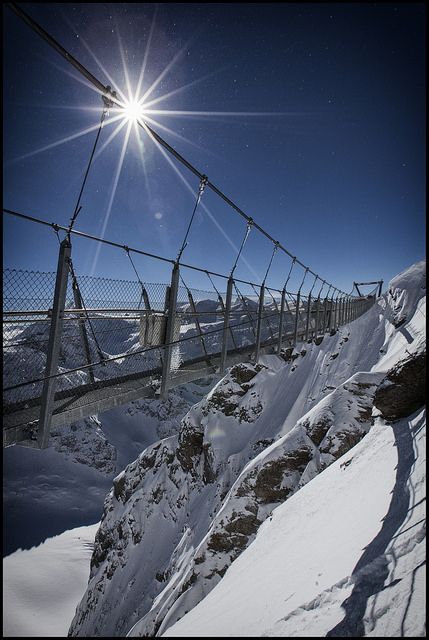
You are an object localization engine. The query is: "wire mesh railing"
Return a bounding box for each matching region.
[3,212,377,448]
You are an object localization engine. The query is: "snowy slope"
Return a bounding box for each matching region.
[3,524,98,637]
[163,408,425,638]
[68,261,426,637]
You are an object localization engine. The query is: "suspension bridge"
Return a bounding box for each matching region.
[3,4,382,449]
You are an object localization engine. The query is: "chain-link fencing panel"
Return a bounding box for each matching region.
[3,270,60,441]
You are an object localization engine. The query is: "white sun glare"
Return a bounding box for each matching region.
[123,99,145,123]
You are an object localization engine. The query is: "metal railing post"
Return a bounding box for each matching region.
[293,291,301,346]
[331,293,336,331]
[334,294,340,329]
[38,238,71,449]
[161,263,180,399]
[322,296,329,333]
[304,294,312,342]
[328,294,334,332]
[314,297,320,338]
[255,284,265,362]
[220,276,234,373]
[277,287,286,354]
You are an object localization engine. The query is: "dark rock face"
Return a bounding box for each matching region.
[301,415,333,447]
[176,418,204,473]
[374,352,426,421]
[319,430,366,460]
[202,363,266,424]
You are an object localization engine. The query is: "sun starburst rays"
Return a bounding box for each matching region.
[13,16,293,279]
[17,16,291,170]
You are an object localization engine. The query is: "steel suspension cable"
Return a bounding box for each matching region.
[230,219,253,277]
[308,274,318,296]
[6,2,351,297]
[250,281,275,341]
[263,241,279,285]
[283,257,297,292]
[67,258,106,363]
[67,98,113,236]
[176,175,208,263]
[297,267,309,294]
[262,242,282,310]
[124,247,151,311]
[205,271,224,305]
[317,280,326,298]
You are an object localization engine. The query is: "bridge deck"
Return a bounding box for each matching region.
[3,337,288,447]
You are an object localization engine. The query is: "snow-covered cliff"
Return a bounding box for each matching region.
[69,261,426,637]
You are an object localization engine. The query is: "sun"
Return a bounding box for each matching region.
[122,99,145,123]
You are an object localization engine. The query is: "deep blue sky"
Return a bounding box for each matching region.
[3,3,426,295]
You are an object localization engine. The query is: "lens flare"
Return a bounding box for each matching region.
[122,99,145,123]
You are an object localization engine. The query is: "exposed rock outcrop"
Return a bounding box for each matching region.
[50,416,117,474]
[374,352,426,421]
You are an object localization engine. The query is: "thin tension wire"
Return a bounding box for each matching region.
[124,247,151,311]
[67,257,106,363]
[67,92,115,237]
[308,274,318,296]
[298,267,309,293]
[283,257,296,291]
[317,279,326,298]
[263,241,279,285]
[176,174,208,263]
[230,219,253,277]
